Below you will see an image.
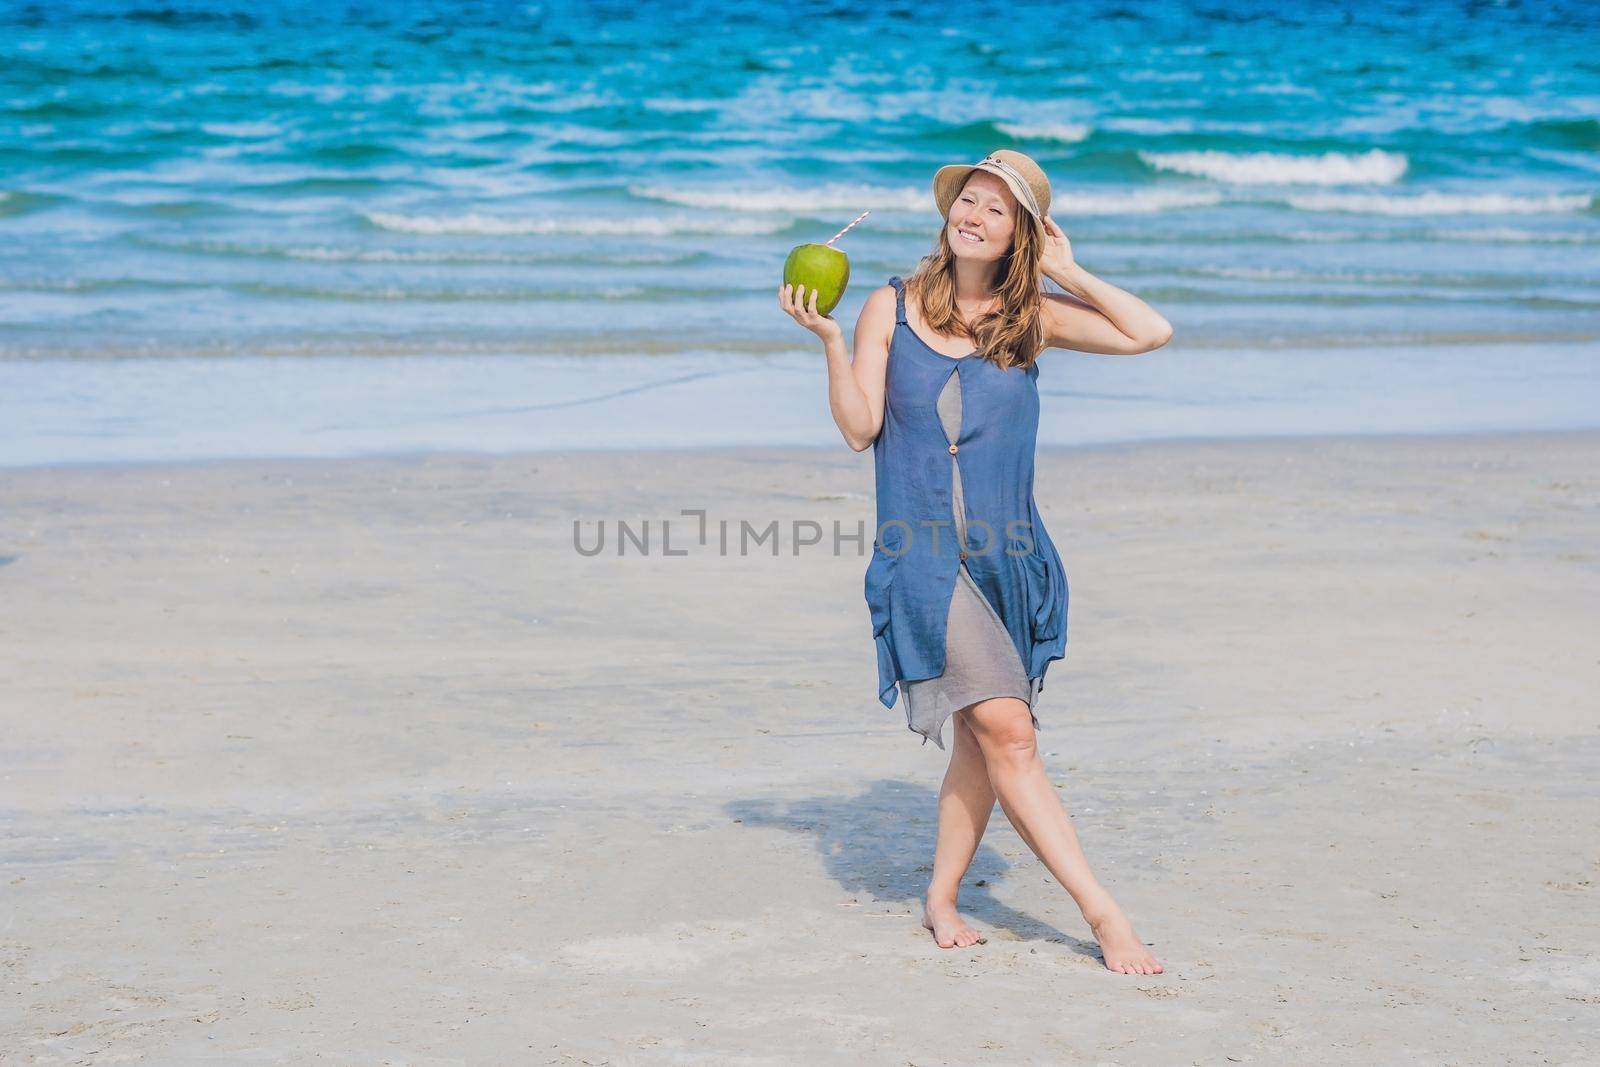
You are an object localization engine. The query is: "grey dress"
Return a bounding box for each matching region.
[898,367,1044,750]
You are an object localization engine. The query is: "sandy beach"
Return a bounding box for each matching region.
[2,429,1597,1065]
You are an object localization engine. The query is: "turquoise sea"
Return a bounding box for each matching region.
[2,0,1598,464]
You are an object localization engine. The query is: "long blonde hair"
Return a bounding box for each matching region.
[904,199,1047,372]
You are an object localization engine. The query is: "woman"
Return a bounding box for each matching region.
[779,149,1172,974]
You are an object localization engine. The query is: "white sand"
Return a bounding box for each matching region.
[2,430,1597,1064]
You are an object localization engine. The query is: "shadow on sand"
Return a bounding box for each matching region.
[725,778,1102,961]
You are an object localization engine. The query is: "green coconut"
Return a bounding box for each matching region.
[782,242,850,317]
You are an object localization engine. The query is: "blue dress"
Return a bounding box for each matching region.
[866,276,1069,747]
[897,368,1045,749]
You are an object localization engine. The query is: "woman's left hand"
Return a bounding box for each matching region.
[1039,215,1076,276]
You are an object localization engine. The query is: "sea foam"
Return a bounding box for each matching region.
[628,183,929,212]
[1139,149,1409,185]
[1053,188,1225,214]
[1285,191,1594,215]
[995,122,1092,143]
[363,211,790,236]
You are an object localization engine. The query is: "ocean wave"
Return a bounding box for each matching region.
[1188,264,1563,287]
[1421,226,1600,243]
[9,327,1595,365]
[281,247,703,266]
[1156,328,1600,351]
[95,197,239,220]
[1285,190,1594,215]
[132,237,709,266]
[0,334,809,362]
[1275,226,1600,244]
[1196,265,1441,284]
[235,283,669,302]
[363,211,792,236]
[1135,285,1600,309]
[0,278,194,294]
[847,186,1224,225]
[641,97,725,113]
[1052,188,1225,214]
[199,121,286,139]
[0,278,725,301]
[1101,117,1199,136]
[628,182,928,212]
[234,176,391,196]
[502,92,625,114]
[1139,149,1409,185]
[1518,116,1600,149]
[994,121,1092,143]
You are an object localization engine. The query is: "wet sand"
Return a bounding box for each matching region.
[2,430,1597,1064]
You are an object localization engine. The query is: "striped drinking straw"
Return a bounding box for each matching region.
[825,210,870,247]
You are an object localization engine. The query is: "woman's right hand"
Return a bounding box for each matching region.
[779,283,843,343]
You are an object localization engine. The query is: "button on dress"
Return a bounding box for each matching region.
[865,276,1069,750]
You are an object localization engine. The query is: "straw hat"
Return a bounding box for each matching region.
[933,149,1051,222]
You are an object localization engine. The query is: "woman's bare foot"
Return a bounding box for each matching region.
[1085,906,1163,974]
[922,898,987,949]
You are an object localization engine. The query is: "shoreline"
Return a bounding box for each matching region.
[6,422,1599,476]
[6,339,1599,470]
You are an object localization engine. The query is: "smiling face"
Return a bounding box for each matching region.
[946,170,1021,261]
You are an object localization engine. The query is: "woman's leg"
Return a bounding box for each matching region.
[921,708,995,948]
[963,695,1165,974]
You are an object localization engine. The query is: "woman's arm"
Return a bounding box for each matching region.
[1036,215,1173,355]
[833,286,893,451]
[781,282,892,452]
[1041,262,1174,355]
